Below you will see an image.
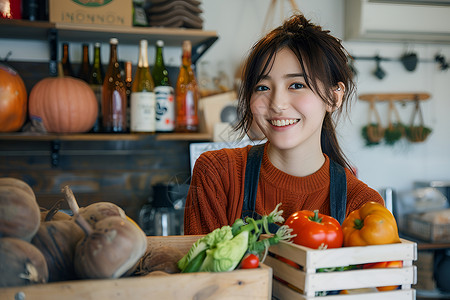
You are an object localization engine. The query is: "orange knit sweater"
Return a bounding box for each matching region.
[184,143,384,235]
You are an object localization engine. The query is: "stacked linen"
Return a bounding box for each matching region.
[147,0,203,29]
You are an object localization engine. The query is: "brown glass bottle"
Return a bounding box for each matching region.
[175,40,199,132]
[125,61,133,132]
[61,42,74,77]
[78,43,91,82]
[102,38,127,133]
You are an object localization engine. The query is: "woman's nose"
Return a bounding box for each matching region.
[270,88,288,113]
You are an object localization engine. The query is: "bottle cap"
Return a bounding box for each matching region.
[140,39,148,48]
[156,40,164,47]
[110,38,118,44]
[182,40,191,52]
[94,42,101,47]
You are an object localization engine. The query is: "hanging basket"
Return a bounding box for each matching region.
[361,100,384,146]
[384,100,405,145]
[406,99,432,143]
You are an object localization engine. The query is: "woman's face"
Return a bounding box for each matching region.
[250,47,330,152]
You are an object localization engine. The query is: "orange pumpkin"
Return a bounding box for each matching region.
[0,64,28,132]
[28,76,98,133]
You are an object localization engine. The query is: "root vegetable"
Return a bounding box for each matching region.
[31,220,84,282]
[76,201,126,227]
[133,245,184,276]
[40,199,71,222]
[62,185,147,279]
[74,216,147,279]
[0,178,40,242]
[0,237,48,287]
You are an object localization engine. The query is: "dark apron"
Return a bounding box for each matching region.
[241,144,347,233]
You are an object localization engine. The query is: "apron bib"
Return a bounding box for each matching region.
[241,143,347,232]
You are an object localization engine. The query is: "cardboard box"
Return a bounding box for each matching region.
[264,236,417,299]
[0,235,273,300]
[49,0,132,27]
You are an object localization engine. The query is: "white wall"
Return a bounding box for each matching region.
[1,0,449,197]
[199,0,450,197]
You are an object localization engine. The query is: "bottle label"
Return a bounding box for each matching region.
[155,86,175,132]
[130,92,156,132]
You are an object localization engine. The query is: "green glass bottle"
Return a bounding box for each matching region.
[152,40,175,132]
[89,42,104,132]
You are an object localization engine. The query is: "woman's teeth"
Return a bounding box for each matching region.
[270,119,299,127]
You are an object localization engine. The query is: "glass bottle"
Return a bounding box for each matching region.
[61,42,74,77]
[130,39,156,133]
[175,40,199,132]
[125,61,133,132]
[102,38,127,133]
[152,40,175,132]
[78,43,91,82]
[89,42,104,133]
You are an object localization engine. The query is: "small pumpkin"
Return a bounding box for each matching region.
[0,177,40,242]
[0,63,28,132]
[28,74,98,133]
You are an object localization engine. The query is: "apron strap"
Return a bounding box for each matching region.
[329,159,347,224]
[242,144,265,220]
[241,144,348,229]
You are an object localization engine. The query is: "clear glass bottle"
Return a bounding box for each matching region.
[61,42,74,77]
[130,39,156,133]
[89,42,104,133]
[78,43,91,82]
[152,40,175,132]
[175,40,199,132]
[102,38,127,133]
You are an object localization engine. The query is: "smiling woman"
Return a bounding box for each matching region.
[183,13,385,236]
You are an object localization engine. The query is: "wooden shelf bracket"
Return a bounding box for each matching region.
[359,92,431,102]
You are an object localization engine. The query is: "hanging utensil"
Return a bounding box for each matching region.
[373,55,386,80]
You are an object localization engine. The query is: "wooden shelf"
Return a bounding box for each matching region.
[0,19,218,47]
[0,132,212,142]
[359,92,431,102]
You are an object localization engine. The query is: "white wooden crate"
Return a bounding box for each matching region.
[264,238,417,300]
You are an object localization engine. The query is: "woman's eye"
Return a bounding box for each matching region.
[255,85,269,92]
[289,82,304,89]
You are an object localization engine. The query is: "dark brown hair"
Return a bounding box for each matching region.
[236,13,356,172]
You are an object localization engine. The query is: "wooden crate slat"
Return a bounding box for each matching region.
[267,239,416,269]
[273,280,416,300]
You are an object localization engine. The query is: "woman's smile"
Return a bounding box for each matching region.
[269,118,300,127]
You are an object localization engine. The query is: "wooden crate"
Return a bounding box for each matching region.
[264,237,417,300]
[0,235,272,300]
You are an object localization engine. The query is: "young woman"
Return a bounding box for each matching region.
[184,13,384,235]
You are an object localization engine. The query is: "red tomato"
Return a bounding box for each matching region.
[240,253,260,269]
[363,260,403,291]
[285,210,343,249]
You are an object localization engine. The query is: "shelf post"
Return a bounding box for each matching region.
[51,140,61,168]
[48,28,58,77]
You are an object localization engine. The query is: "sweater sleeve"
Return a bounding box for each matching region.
[345,169,385,216]
[183,151,232,235]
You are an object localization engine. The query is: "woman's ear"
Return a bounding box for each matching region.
[327,82,345,112]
